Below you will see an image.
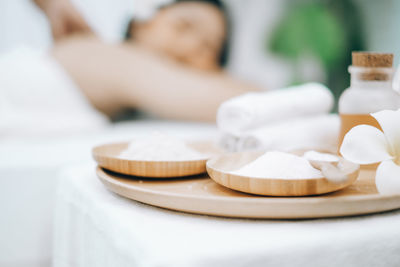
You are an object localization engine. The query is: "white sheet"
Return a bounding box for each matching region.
[0,47,108,137]
[53,163,400,267]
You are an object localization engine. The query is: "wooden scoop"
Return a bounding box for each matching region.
[206,151,360,196]
[309,159,358,184]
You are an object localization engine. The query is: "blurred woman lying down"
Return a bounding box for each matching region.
[39,0,260,121]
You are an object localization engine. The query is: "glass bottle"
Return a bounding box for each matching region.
[338,52,400,150]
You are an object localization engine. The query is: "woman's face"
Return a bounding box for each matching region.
[133,2,226,70]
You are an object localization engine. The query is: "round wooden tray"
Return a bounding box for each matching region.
[96,166,400,219]
[92,141,221,178]
[206,152,359,196]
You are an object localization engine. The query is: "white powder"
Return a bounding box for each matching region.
[119,132,207,161]
[231,151,323,179]
[303,150,339,162]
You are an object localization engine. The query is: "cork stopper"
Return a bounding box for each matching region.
[352,52,393,68]
[351,52,393,81]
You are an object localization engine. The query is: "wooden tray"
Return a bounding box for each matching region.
[206,152,359,196]
[96,166,400,219]
[92,141,221,178]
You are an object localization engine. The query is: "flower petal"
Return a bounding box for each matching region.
[340,125,393,164]
[371,109,400,157]
[376,160,400,195]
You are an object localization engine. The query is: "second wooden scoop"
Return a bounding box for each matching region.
[92,141,222,178]
[206,152,360,196]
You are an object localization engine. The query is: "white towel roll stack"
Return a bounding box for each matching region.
[236,114,339,153]
[217,83,334,134]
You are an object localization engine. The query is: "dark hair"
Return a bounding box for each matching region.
[125,0,230,67]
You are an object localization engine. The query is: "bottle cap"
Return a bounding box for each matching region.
[352,52,393,68]
[351,52,394,81]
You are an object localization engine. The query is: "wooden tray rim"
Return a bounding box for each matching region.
[97,167,400,205]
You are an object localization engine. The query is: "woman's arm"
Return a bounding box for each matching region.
[33,0,91,40]
[52,36,261,121]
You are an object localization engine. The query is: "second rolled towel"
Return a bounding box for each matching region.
[237,114,339,152]
[216,83,334,134]
[220,114,339,153]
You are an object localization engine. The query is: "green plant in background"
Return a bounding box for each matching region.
[270,4,346,71]
[268,0,364,106]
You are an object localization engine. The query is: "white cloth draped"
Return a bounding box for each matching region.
[53,164,400,267]
[0,121,217,267]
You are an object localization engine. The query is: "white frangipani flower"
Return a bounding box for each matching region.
[340,109,400,194]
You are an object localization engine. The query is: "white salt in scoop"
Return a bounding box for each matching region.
[303,150,339,162]
[119,132,207,161]
[232,150,353,183]
[232,151,323,179]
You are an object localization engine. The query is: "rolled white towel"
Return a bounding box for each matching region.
[218,133,240,152]
[216,83,334,134]
[236,114,339,153]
